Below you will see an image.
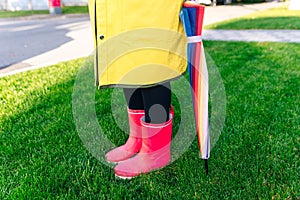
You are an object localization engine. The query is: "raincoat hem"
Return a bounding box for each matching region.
[97,73,185,90]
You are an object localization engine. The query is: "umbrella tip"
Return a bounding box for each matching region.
[204,159,209,175]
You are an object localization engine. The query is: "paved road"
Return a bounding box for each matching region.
[0,14,93,76]
[0,1,295,77]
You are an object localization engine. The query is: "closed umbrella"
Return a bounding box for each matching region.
[180,1,210,174]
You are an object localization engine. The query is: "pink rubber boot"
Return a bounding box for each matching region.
[105,108,144,163]
[114,107,174,179]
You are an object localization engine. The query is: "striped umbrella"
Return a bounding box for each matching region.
[180,1,210,174]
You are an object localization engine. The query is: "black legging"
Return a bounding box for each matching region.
[123,82,171,124]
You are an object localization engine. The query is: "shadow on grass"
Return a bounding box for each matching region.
[0,61,188,198]
[0,41,299,198]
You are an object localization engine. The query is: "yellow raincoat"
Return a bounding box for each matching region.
[88,0,187,88]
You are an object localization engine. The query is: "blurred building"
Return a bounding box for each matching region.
[0,0,88,11]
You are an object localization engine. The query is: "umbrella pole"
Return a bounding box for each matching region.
[204,159,209,175]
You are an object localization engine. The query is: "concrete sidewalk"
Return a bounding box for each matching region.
[0,1,295,78]
[203,1,287,26]
[203,30,300,43]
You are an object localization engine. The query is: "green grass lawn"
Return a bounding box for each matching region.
[205,6,300,30]
[0,6,88,18]
[0,41,299,199]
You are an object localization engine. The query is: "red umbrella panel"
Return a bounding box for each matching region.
[180,2,210,165]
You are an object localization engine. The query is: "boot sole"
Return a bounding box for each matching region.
[114,160,170,180]
[115,174,134,180]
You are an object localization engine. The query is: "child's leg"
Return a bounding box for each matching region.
[141,82,171,124]
[123,88,144,110]
[105,88,144,163]
[114,82,173,178]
